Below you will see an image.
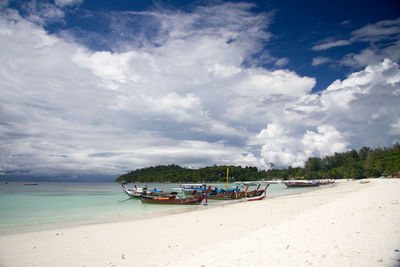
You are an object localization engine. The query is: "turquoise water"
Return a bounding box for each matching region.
[0,182,328,234]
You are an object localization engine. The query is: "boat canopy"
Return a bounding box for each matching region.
[181,184,207,189]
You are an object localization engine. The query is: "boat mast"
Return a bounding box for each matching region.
[226,167,229,189]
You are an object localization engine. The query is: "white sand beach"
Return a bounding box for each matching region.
[0,179,399,267]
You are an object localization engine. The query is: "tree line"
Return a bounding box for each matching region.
[115,143,400,183]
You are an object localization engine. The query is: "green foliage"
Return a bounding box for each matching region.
[115,164,267,183]
[115,144,400,182]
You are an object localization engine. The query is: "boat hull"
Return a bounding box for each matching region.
[141,195,205,205]
[246,189,267,201]
[206,184,269,200]
[284,182,320,187]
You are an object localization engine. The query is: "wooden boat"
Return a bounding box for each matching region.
[141,194,204,204]
[141,186,211,205]
[246,186,268,201]
[206,182,269,200]
[283,181,320,187]
[237,182,269,198]
[122,183,144,198]
[207,187,241,200]
[318,179,335,185]
[121,183,171,198]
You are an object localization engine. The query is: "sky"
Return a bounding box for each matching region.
[0,0,399,181]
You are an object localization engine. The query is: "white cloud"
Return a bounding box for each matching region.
[302,125,348,157]
[249,123,348,168]
[0,2,279,177]
[73,49,136,89]
[340,18,400,68]
[250,59,400,168]
[21,1,65,25]
[55,0,83,7]
[312,40,351,51]
[340,48,382,68]
[140,92,207,123]
[275,57,289,67]
[341,41,400,68]
[313,18,400,68]
[350,18,400,42]
[234,68,316,98]
[389,119,400,135]
[0,2,399,178]
[312,57,331,66]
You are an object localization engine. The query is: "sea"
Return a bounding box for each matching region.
[0,182,327,234]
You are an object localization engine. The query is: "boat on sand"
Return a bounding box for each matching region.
[205,182,269,200]
[246,186,268,201]
[238,182,269,198]
[141,186,211,205]
[283,181,320,187]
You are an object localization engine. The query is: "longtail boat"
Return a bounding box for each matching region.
[283,181,320,187]
[206,182,269,200]
[121,183,172,198]
[121,183,143,198]
[246,185,268,201]
[141,186,211,205]
[318,179,335,185]
[207,187,241,200]
[237,182,269,198]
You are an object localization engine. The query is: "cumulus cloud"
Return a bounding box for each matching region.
[250,59,400,168]
[0,2,399,178]
[302,125,348,157]
[0,2,280,177]
[249,123,348,168]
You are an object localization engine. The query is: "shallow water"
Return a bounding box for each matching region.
[0,181,329,234]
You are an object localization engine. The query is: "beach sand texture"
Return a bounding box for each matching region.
[0,179,399,267]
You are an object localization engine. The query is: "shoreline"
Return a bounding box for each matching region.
[0,179,399,266]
